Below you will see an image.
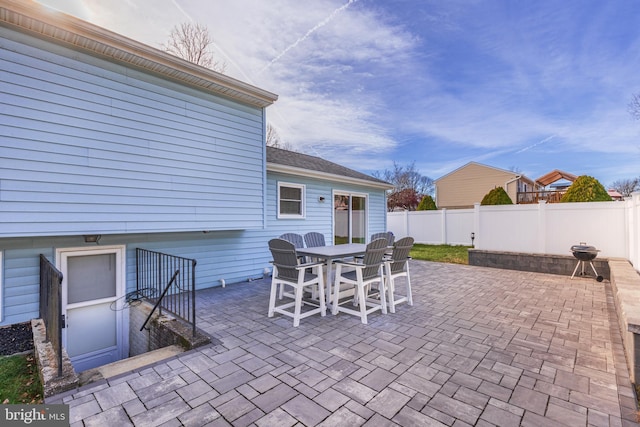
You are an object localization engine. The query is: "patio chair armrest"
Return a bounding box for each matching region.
[334,260,365,268]
[296,261,325,270]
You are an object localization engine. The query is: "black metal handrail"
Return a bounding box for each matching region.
[39,254,63,377]
[136,248,197,336]
[140,269,180,332]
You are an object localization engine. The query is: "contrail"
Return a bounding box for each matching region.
[259,0,359,73]
[169,0,256,84]
[515,134,556,154]
[171,0,192,21]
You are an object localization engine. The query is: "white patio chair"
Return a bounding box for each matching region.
[304,232,326,248]
[332,238,388,324]
[371,231,395,246]
[277,233,306,298]
[268,238,326,327]
[279,233,305,249]
[303,232,328,291]
[384,237,414,313]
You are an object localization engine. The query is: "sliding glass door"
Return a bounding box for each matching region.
[334,192,367,244]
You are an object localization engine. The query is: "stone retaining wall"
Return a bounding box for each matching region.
[31,319,78,398]
[469,249,610,280]
[609,258,640,384]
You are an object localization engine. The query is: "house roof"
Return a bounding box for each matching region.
[0,0,278,108]
[535,170,578,187]
[435,161,537,186]
[608,189,624,200]
[267,147,393,190]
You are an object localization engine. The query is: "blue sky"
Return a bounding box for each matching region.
[38,0,640,186]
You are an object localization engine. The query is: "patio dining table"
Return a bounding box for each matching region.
[296,243,367,314]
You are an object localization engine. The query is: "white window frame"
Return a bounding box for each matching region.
[56,245,128,362]
[333,190,368,244]
[278,182,306,219]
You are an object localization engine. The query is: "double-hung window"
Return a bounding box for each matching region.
[278,182,305,219]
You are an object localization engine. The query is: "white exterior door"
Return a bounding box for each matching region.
[57,246,126,372]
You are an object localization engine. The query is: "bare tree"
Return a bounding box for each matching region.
[509,166,522,174]
[630,93,640,120]
[266,123,293,150]
[611,177,640,197]
[266,123,280,147]
[164,22,226,73]
[374,162,434,211]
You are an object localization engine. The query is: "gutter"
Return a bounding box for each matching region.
[267,163,394,190]
[504,175,521,188]
[504,175,521,200]
[0,0,278,108]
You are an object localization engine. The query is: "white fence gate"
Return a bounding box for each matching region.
[388,193,640,271]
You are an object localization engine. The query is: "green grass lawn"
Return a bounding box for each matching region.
[334,240,471,264]
[410,244,471,265]
[0,354,43,404]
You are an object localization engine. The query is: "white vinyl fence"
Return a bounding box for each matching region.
[388,209,475,246]
[388,193,640,271]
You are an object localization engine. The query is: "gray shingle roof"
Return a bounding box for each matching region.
[266,147,390,187]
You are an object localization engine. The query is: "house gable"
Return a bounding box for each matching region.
[0,2,277,238]
[435,162,535,209]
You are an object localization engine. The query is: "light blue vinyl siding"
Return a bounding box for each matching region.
[0,172,388,326]
[266,172,388,244]
[0,231,271,325]
[0,31,265,238]
[0,27,389,327]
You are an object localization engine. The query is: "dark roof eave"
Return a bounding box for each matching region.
[267,163,394,190]
[0,0,278,108]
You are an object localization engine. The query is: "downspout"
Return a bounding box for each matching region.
[504,175,521,203]
[262,108,268,229]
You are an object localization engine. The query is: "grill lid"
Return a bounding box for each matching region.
[571,244,598,253]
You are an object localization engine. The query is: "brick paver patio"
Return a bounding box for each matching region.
[49,261,640,426]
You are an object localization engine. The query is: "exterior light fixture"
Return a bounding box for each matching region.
[471,232,475,247]
[83,234,101,244]
[319,196,325,202]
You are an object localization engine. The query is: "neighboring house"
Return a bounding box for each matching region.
[0,1,391,371]
[535,170,577,190]
[532,170,578,203]
[608,189,624,201]
[435,162,540,209]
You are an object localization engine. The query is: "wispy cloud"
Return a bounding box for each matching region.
[38,0,640,184]
[259,0,360,73]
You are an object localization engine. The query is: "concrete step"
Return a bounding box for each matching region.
[78,345,184,385]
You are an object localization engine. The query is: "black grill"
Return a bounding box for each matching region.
[570,245,598,261]
[570,243,603,281]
